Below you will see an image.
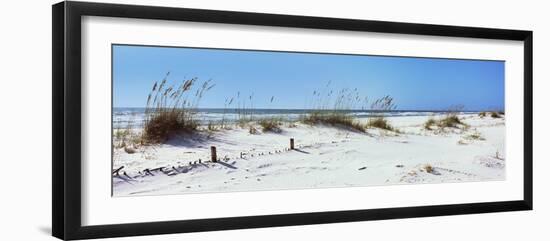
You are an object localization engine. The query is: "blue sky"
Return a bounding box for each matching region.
[113,45,504,111]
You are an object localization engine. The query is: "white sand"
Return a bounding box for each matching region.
[113,114,505,196]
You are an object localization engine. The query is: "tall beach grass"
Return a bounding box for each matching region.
[300,82,396,132]
[424,105,468,130]
[365,95,397,131]
[142,73,214,143]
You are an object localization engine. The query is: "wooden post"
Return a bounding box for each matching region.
[290,138,295,150]
[211,146,217,162]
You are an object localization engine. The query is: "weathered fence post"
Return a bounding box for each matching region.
[290,138,295,150]
[211,146,217,162]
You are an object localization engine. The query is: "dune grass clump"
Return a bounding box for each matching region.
[207,121,219,132]
[424,118,437,130]
[366,117,394,131]
[248,125,258,134]
[439,114,463,128]
[256,96,284,133]
[302,83,399,133]
[423,105,469,131]
[479,111,503,118]
[114,120,141,148]
[439,105,465,128]
[423,164,434,174]
[302,111,366,132]
[258,118,282,133]
[465,131,485,141]
[423,114,465,130]
[300,83,368,133]
[114,129,131,148]
[237,118,249,129]
[144,111,199,143]
[142,73,214,143]
[424,113,466,130]
[490,111,502,118]
[366,95,397,131]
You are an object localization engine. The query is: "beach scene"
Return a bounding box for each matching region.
[112,45,505,196]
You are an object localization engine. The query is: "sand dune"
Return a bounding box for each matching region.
[113,114,505,196]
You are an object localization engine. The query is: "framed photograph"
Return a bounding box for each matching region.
[52,1,533,240]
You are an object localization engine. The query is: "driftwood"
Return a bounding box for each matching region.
[123,171,133,179]
[112,166,124,176]
[143,169,154,176]
[113,144,307,182]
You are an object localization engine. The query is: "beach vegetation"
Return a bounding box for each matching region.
[423,164,434,173]
[301,83,400,133]
[465,131,485,141]
[142,72,214,143]
[114,129,131,147]
[366,117,394,131]
[423,106,471,132]
[424,114,468,132]
[248,125,258,134]
[490,111,502,118]
[301,111,366,132]
[301,82,367,132]
[114,119,141,148]
[438,114,463,128]
[207,121,219,132]
[366,95,397,131]
[220,96,235,129]
[237,118,249,128]
[230,91,256,127]
[258,117,282,133]
[424,118,437,130]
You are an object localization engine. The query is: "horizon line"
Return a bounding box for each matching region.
[112,106,503,112]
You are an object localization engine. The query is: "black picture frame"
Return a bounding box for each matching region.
[52,1,533,240]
